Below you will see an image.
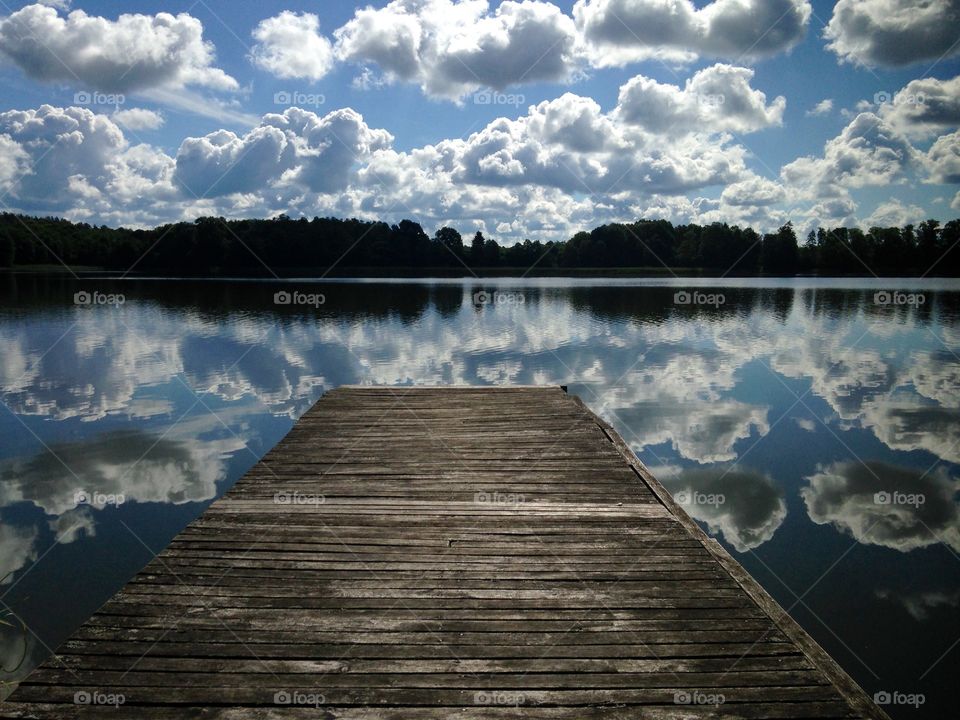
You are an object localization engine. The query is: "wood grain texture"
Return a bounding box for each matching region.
[3,386,888,719]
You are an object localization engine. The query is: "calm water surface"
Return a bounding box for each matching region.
[0,275,958,717]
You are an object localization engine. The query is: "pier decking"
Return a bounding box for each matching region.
[4,386,887,718]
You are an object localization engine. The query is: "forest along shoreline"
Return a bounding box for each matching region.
[2,213,958,277]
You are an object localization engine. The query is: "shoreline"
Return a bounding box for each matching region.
[5,266,960,280]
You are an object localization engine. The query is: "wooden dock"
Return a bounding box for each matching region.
[4,386,888,719]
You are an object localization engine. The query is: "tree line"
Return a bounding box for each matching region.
[0,213,957,276]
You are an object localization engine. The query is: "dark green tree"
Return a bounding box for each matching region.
[434,226,463,262]
[483,237,501,266]
[0,227,13,268]
[761,222,798,275]
[917,219,941,270]
[470,231,485,265]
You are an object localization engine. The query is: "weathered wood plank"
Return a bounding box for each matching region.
[0,703,864,719]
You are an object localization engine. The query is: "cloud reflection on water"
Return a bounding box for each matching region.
[0,280,956,566]
[657,465,787,551]
[802,461,960,553]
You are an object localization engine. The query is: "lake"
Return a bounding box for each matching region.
[0,274,958,718]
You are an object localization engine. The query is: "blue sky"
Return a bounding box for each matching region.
[0,0,958,242]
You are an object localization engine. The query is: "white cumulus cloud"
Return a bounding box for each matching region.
[720,174,786,207]
[878,75,960,139]
[0,4,237,92]
[616,64,785,134]
[825,0,960,67]
[574,0,811,65]
[0,105,180,224]
[112,108,164,131]
[806,98,833,116]
[926,130,960,184]
[781,113,920,203]
[864,199,927,227]
[251,11,335,81]
[333,0,580,100]
[174,107,394,197]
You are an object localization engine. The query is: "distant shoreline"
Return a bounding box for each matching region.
[4,213,959,277]
[6,266,960,280]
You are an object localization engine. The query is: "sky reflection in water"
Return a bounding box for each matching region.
[0,275,957,718]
